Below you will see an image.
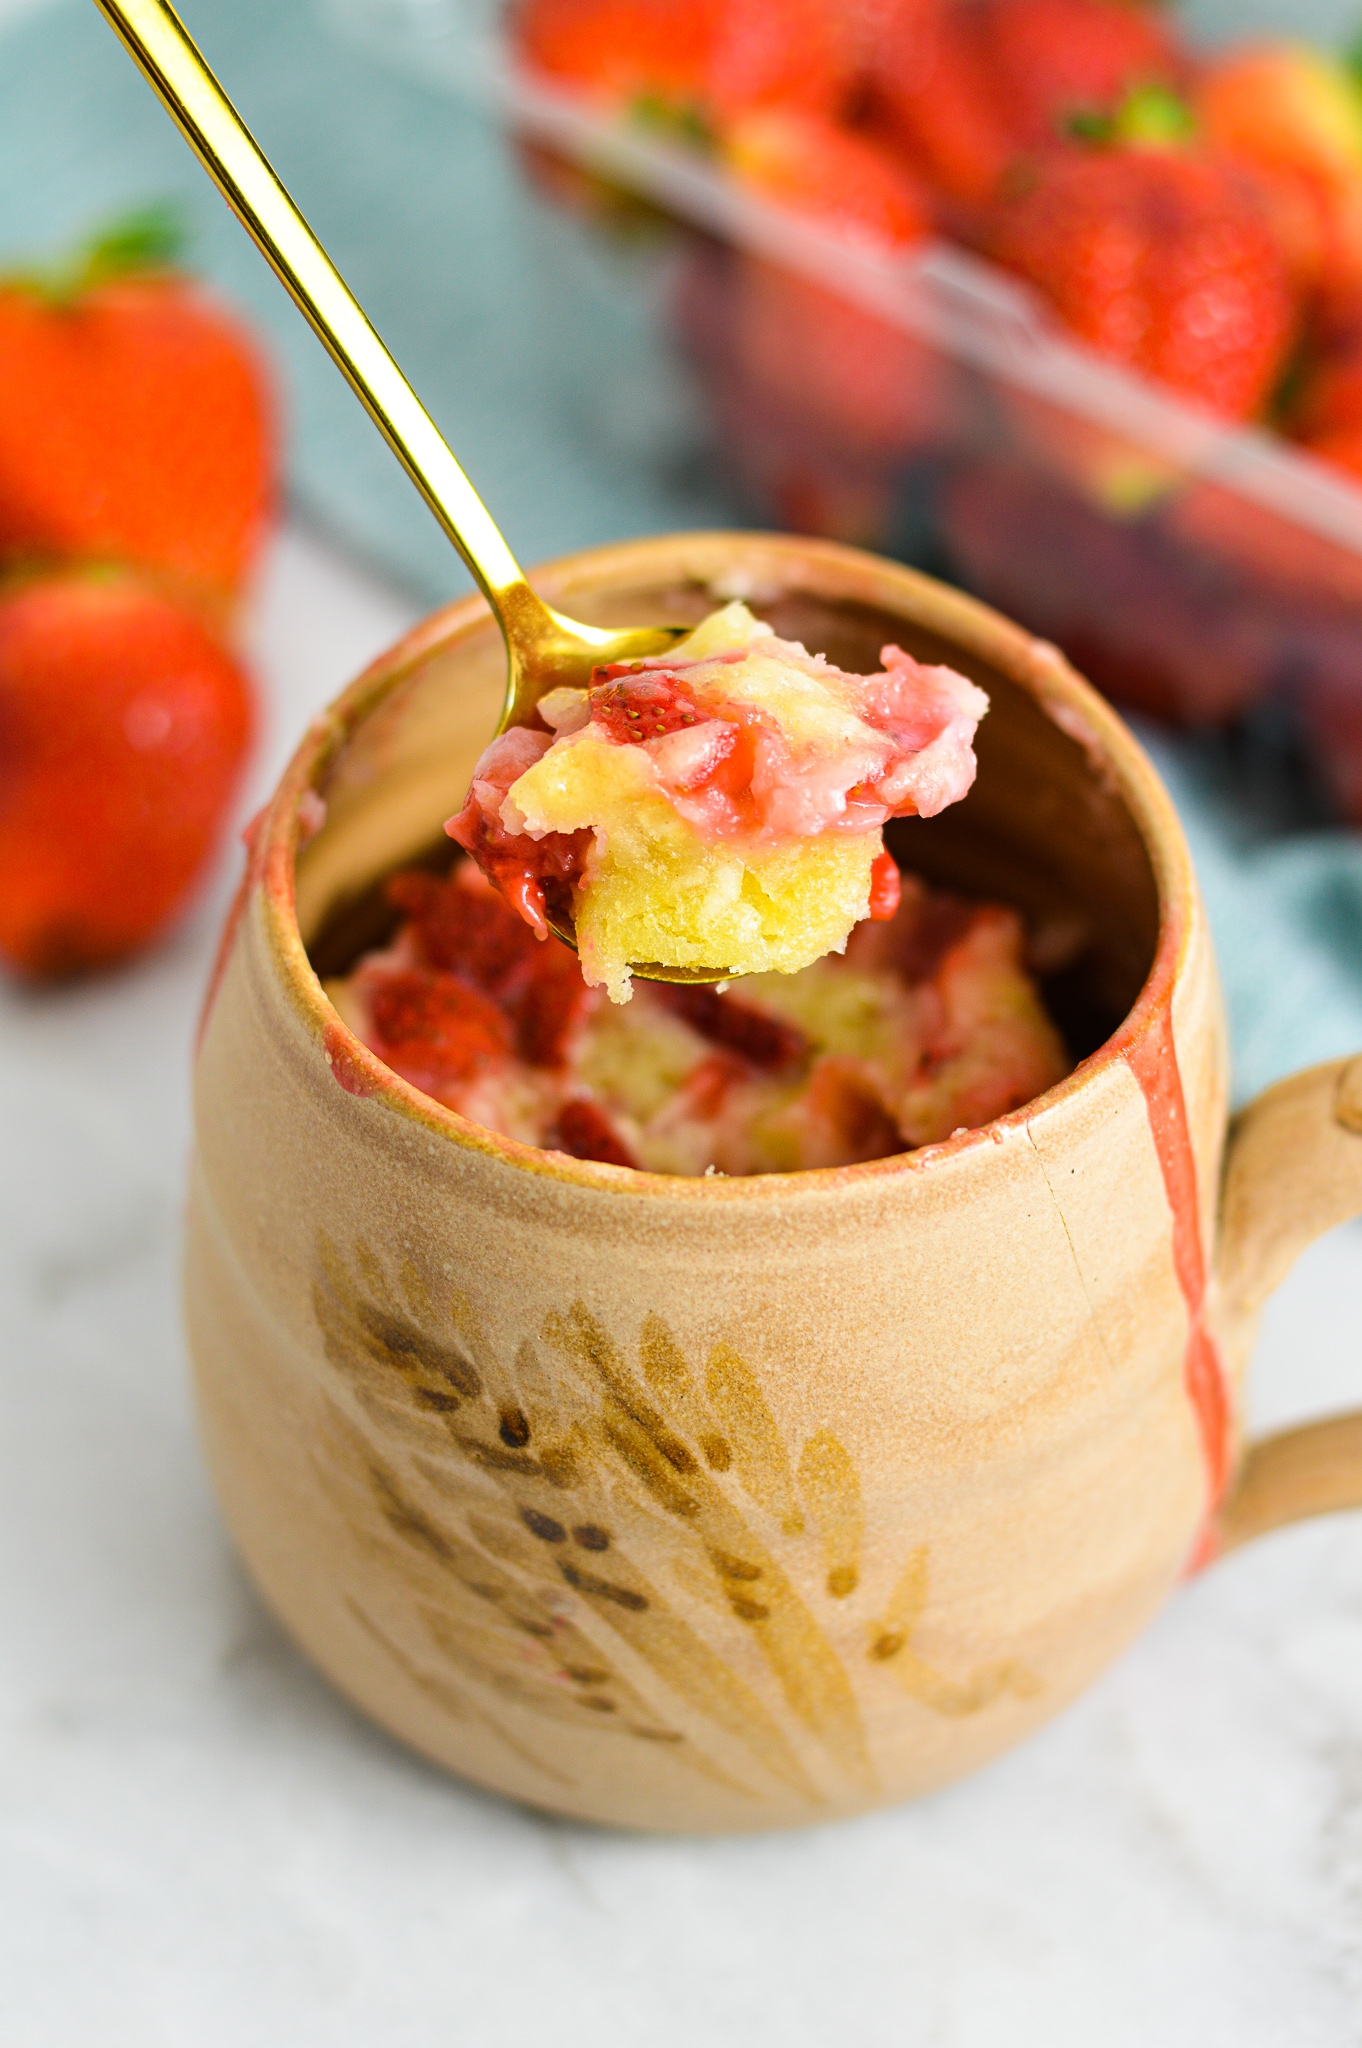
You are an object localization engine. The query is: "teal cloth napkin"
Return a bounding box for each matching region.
[2,0,1360,1104]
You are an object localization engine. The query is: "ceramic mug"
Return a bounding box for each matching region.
[186,532,1362,1833]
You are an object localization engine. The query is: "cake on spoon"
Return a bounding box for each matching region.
[448,601,989,999]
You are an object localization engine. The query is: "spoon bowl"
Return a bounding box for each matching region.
[94,0,721,976]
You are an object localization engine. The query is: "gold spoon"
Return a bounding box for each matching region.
[93,0,725,981]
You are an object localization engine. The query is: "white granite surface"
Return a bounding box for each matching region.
[3,524,1362,2047]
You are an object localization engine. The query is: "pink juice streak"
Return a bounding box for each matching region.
[1121,994,1231,1532]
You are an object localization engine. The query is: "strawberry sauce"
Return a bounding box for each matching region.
[1120,990,1231,1514]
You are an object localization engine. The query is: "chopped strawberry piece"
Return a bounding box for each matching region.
[384,864,591,1069]
[802,1058,905,1162]
[897,889,978,983]
[846,878,977,981]
[446,727,590,938]
[658,984,807,1070]
[365,968,511,1090]
[867,848,902,921]
[388,866,536,984]
[588,667,710,741]
[675,1050,746,1119]
[510,951,587,1066]
[555,1097,638,1167]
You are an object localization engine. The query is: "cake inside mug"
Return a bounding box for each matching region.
[447,600,989,1000]
[324,854,1071,1176]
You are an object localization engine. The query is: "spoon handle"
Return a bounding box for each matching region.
[92,0,527,613]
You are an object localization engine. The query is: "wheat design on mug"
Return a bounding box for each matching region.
[310,1234,1038,1806]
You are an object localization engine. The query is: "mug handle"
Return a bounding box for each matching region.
[1214,1053,1362,1552]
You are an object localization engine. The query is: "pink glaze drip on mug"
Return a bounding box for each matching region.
[1121,996,1232,1510]
[323,1019,378,1098]
[196,805,268,1054]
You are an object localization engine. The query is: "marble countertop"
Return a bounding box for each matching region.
[3,524,1362,2047]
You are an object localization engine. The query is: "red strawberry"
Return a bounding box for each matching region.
[670,270,909,542]
[717,111,943,464]
[0,570,253,976]
[981,0,1187,152]
[868,0,1188,205]
[939,461,1277,723]
[363,967,512,1094]
[866,0,1012,203]
[385,864,590,1068]
[0,207,276,612]
[978,143,1297,419]
[1298,421,1362,480]
[725,109,931,249]
[512,0,856,133]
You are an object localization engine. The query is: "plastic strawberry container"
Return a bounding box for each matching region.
[325,0,1362,824]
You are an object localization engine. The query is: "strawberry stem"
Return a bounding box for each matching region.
[629,93,714,151]
[2,200,187,305]
[1066,80,1197,149]
[76,201,186,289]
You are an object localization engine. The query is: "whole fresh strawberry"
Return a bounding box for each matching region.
[0,570,253,976]
[0,206,275,613]
[864,0,1012,203]
[726,108,930,249]
[866,0,1186,204]
[979,132,1297,419]
[722,110,940,452]
[512,0,856,135]
[981,0,1187,151]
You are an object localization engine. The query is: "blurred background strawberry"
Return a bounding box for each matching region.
[0,569,254,976]
[973,116,1297,422]
[514,0,860,134]
[698,109,945,538]
[0,203,275,977]
[0,203,275,616]
[864,0,1187,203]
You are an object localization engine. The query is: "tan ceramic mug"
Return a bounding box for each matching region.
[186,532,1362,1833]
